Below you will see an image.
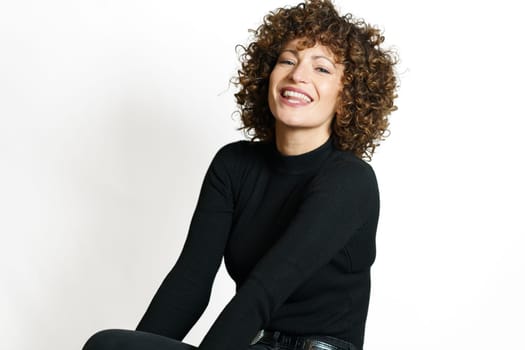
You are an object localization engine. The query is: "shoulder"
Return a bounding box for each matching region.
[303,149,380,213]
[310,151,380,216]
[320,149,378,189]
[209,139,269,176]
[212,139,267,164]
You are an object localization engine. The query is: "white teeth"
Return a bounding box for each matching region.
[282,90,312,103]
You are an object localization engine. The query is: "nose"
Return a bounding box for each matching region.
[289,61,309,83]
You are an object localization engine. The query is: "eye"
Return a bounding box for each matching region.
[315,66,331,74]
[279,59,295,66]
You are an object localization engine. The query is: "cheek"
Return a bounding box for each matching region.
[268,70,281,102]
[267,70,278,115]
[268,69,279,92]
[320,83,342,108]
[268,76,274,101]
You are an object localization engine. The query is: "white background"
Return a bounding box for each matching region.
[1,1,524,349]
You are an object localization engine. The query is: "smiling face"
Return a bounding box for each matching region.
[268,38,344,136]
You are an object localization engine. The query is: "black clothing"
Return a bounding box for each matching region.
[83,330,196,350]
[136,134,379,350]
[255,329,358,350]
[82,328,356,350]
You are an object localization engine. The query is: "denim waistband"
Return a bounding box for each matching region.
[252,330,358,350]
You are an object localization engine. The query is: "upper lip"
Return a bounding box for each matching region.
[279,86,314,102]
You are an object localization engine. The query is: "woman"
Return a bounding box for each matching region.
[83,1,397,350]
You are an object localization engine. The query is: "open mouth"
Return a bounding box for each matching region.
[280,89,313,103]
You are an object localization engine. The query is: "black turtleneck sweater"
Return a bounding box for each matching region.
[136,134,379,350]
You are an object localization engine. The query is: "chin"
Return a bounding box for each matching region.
[276,116,309,128]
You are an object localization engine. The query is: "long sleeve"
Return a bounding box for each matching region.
[197,160,379,350]
[136,144,237,339]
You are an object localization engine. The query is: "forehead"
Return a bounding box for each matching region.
[280,38,339,61]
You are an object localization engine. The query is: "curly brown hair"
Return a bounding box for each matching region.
[234,0,398,160]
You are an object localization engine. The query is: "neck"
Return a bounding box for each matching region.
[274,124,332,156]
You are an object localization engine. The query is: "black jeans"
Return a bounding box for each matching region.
[82,329,272,350]
[82,329,357,350]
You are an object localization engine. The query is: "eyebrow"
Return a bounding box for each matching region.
[281,49,337,68]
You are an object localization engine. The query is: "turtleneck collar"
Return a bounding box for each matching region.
[270,133,335,175]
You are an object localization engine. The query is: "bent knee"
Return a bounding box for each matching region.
[82,329,129,350]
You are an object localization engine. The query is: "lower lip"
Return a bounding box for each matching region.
[279,93,312,107]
